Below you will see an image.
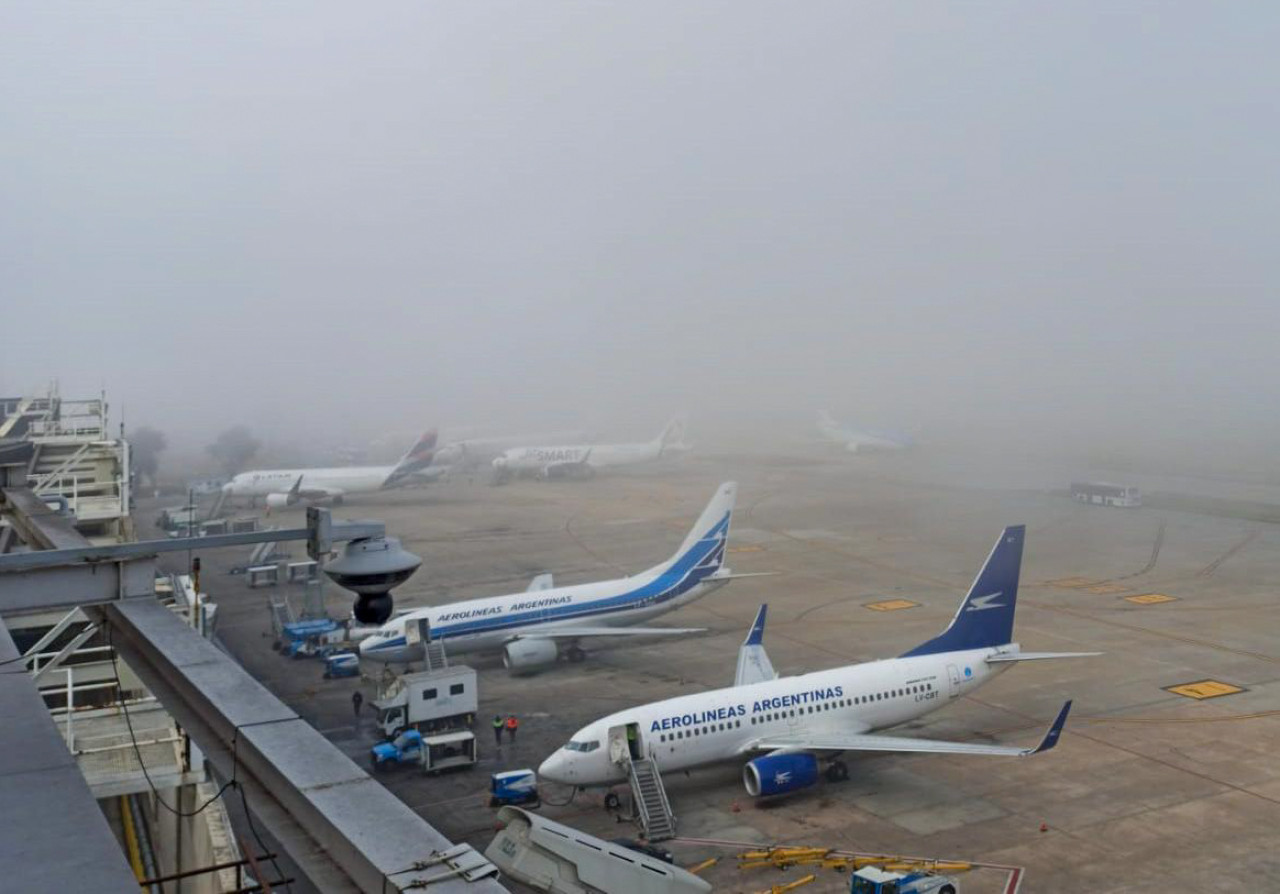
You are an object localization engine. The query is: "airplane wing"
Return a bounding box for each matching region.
[746,701,1072,758]
[508,625,705,641]
[735,604,777,687]
[526,573,555,592]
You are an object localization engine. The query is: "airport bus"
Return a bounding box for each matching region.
[1070,481,1141,508]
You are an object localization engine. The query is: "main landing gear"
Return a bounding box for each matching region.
[565,645,586,663]
[824,759,849,783]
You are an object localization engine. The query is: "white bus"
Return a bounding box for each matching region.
[1070,481,1141,508]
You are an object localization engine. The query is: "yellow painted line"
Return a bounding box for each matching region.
[728,545,766,554]
[1165,680,1245,700]
[864,599,920,612]
[1086,583,1130,595]
[1125,592,1179,605]
[1046,577,1096,589]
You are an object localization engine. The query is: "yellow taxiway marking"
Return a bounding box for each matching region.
[1125,592,1179,605]
[1046,577,1096,589]
[1166,680,1245,700]
[864,599,920,612]
[1086,583,1130,595]
[728,545,766,554]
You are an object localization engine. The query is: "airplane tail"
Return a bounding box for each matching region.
[385,430,438,484]
[655,416,688,455]
[642,481,736,579]
[900,525,1025,657]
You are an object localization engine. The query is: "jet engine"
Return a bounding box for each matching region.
[742,752,819,797]
[502,638,559,674]
[265,492,296,509]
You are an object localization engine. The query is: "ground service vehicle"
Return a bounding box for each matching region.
[371,729,423,770]
[373,666,477,737]
[489,770,540,807]
[851,866,958,894]
[1070,481,1141,507]
[420,730,478,774]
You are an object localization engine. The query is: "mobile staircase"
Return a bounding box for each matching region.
[627,748,676,841]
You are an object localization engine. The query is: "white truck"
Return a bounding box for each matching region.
[372,666,478,738]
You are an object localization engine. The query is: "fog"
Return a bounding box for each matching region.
[3,3,1278,473]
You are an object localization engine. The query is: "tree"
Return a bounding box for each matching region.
[131,426,168,487]
[207,425,261,476]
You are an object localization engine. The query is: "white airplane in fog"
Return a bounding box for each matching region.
[221,430,442,509]
[818,411,914,453]
[360,482,742,673]
[492,418,689,481]
[432,429,587,471]
[540,525,1093,799]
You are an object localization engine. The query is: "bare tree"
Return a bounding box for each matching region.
[207,425,261,476]
[130,426,168,488]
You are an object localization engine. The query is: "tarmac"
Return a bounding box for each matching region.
[157,445,1280,893]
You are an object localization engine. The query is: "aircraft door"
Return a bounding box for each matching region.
[947,664,961,699]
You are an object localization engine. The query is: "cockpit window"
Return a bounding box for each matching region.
[564,739,600,752]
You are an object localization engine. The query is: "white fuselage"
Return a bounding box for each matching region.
[360,569,728,664]
[497,440,663,473]
[539,648,1007,785]
[224,465,396,498]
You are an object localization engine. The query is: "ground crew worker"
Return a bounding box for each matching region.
[492,715,504,746]
[352,691,363,716]
[626,724,638,759]
[505,714,519,743]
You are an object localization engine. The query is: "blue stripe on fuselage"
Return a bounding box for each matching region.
[366,512,729,652]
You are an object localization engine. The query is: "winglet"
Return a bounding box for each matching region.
[1028,700,1073,755]
[734,603,776,686]
[744,604,768,646]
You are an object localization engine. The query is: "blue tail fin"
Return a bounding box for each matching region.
[901,525,1025,657]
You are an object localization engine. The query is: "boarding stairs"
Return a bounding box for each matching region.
[627,751,676,841]
[423,638,449,671]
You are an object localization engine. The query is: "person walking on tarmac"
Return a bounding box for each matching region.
[505,714,519,744]
[492,715,504,747]
[352,690,363,716]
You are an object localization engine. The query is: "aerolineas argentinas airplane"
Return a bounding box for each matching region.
[221,430,442,509]
[359,482,741,673]
[491,417,689,481]
[540,525,1093,798]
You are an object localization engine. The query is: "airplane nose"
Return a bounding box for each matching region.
[538,752,570,783]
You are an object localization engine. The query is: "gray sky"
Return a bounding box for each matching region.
[3,3,1278,464]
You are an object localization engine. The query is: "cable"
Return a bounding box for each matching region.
[107,623,292,891]
[107,624,235,817]
[238,780,292,893]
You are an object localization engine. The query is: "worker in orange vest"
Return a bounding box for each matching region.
[505,714,519,743]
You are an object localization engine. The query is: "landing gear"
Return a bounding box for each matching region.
[566,646,586,663]
[603,792,621,811]
[825,760,849,783]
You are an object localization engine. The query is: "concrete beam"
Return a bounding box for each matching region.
[0,620,140,893]
[97,599,504,894]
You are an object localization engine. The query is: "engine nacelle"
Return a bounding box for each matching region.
[742,752,819,797]
[502,638,559,674]
[265,492,295,509]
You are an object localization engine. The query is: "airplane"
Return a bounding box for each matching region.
[220,430,442,510]
[491,417,689,481]
[539,525,1095,799]
[431,429,588,471]
[818,411,914,453]
[359,481,743,673]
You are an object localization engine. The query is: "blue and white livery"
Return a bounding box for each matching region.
[818,411,914,453]
[359,482,741,673]
[540,525,1096,796]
